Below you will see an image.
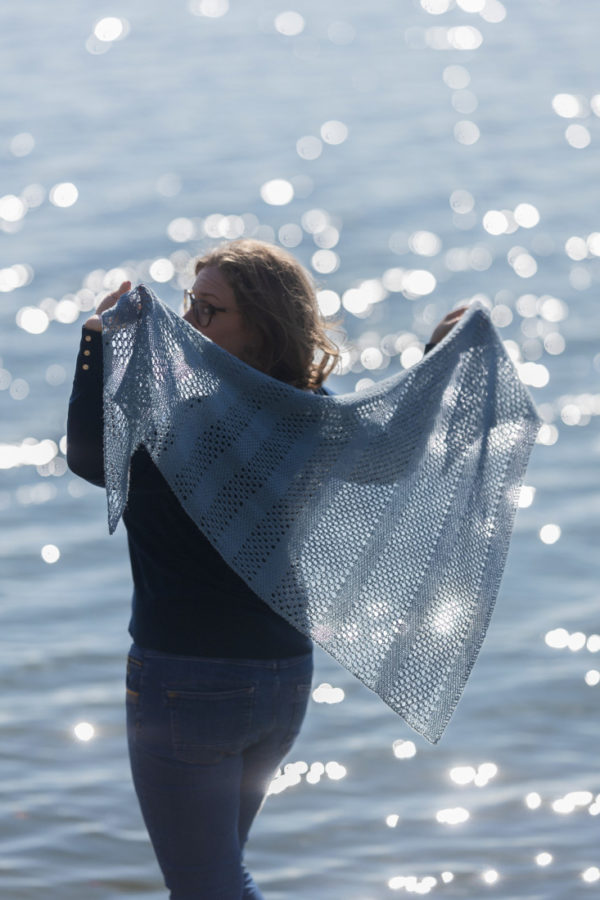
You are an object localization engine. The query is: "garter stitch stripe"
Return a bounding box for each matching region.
[102,285,541,742]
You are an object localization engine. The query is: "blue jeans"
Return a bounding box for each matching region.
[125,642,313,900]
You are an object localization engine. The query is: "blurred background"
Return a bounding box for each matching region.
[1,0,599,897]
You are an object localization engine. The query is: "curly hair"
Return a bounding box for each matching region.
[193,239,339,391]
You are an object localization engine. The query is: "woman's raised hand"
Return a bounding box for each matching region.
[84,281,132,332]
[428,305,469,348]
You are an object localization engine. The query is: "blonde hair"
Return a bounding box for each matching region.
[193,239,339,390]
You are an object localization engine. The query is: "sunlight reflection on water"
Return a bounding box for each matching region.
[2,0,599,896]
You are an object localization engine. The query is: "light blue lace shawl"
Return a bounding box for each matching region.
[102,285,540,742]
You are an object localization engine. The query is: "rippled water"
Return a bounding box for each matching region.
[1,0,599,897]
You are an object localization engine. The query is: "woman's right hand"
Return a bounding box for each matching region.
[84,280,132,331]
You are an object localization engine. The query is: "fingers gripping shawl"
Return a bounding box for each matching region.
[102,285,540,742]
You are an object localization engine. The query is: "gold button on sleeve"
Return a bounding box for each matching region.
[84,335,92,342]
[82,363,90,371]
[83,349,91,356]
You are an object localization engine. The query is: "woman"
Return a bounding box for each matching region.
[67,239,464,899]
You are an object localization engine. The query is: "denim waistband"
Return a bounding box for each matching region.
[128,641,313,670]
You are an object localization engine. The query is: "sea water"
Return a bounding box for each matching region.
[1,1,599,897]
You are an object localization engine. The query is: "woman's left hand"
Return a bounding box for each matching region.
[428,306,469,347]
[83,280,132,332]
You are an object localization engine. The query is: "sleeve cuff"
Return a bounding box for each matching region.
[78,326,103,372]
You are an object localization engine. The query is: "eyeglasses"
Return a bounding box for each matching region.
[183,289,228,328]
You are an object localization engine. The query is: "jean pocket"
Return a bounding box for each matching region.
[126,654,143,705]
[163,685,255,765]
[280,682,312,754]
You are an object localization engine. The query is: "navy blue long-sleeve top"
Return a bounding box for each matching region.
[68,326,435,659]
[67,327,313,658]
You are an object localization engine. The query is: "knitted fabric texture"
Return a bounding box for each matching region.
[102,285,540,742]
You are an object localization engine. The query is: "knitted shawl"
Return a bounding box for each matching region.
[102,285,540,742]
